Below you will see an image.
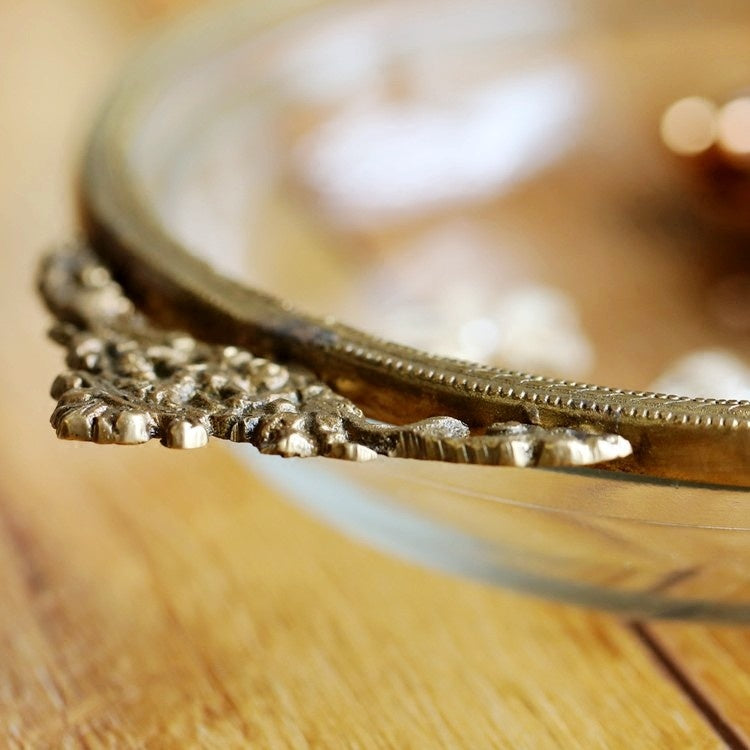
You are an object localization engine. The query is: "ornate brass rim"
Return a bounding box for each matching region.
[37,2,750,487]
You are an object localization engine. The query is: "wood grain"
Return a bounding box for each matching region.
[644,623,750,748]
[0,0,746,747]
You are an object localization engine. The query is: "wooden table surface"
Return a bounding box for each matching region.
[3,1,750,747]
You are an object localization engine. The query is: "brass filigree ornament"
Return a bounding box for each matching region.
[38,247,633,468]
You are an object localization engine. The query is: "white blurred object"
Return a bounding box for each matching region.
[489,285,594,376]
[378,282,594,376]
[353,222,593,376]
[294,64,585,227]
[278,0,572,104]
[651,350,750,400]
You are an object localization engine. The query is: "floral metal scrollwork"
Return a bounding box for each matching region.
[38,247,632,468]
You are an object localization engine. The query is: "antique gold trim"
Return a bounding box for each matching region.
[39,246,632,468]
[35,2,750,486]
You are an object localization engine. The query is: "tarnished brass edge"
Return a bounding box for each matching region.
[39,246,633,469]
[43,0,750,485]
